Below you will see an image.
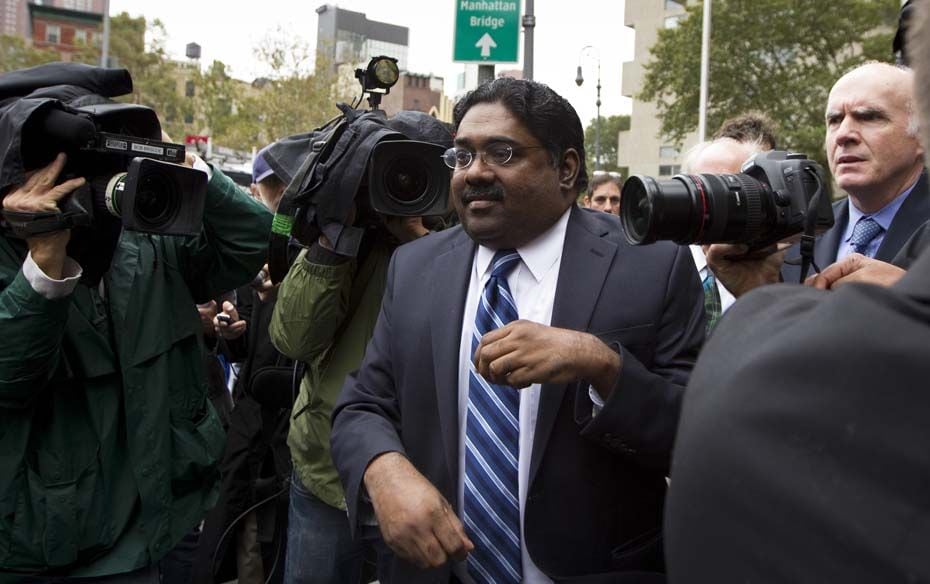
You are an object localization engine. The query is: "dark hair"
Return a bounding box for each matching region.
[713,111,779,150]
[587,173,622,196]
[453,77,588,193]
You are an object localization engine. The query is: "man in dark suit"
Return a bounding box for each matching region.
[666,4,930,580]
[781,62,930,284]
[330,78,705,584]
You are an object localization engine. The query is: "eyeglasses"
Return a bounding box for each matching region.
[441,143,547,170]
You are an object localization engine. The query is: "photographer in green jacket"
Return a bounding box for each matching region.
[0,152,272,581]
[267,108,453,584]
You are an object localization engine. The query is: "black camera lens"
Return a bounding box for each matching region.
[620,173,771,246]
[133,169,181,229]
[384,157,430,204]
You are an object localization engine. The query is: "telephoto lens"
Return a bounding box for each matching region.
[620,151,833,250]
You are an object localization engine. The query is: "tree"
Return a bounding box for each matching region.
[639,0,900,166]
[0,34,60,73]
[584,114,630,176]
[193,60,242,142]
[221,29,352,150]
[74,13,189,139]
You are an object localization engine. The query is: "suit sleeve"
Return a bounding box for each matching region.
[330,250,406,536]
[579,243,705,474]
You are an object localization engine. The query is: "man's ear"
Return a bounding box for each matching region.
[559,148,581,193]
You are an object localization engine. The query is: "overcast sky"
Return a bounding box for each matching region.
[108,0,635,125]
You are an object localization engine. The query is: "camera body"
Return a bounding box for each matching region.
[620,150,834,249]
[3,103,206,239]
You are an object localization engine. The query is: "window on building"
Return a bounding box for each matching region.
[46,24,60,44]
[184,112,194,124]
[659,145,679,159]
[74,29,87,45]
[185,80,195,97]
[664,15,682,29]
[658,164,682,176]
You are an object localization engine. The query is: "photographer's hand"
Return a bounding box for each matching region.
[806,253,906,290]
[2,153,85,279]
[705,243,790,298]
[382,215,429,243]
[214,300,247,340]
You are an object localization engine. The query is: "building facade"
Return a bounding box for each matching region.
[381,72,453,121]
[2,0,103,38]
[617,0,698,177]
[315,4,409,72]
[28,2,101,61]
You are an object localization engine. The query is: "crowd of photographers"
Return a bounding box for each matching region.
[2,1,930,583]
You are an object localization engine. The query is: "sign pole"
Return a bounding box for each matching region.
[522,0,535,80]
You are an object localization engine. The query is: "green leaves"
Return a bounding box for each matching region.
[639,0,899,167]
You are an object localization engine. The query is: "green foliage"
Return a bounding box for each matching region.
[584,114,630,175]
[220,30,348,150]
[639,0,900,166]
[0,34,60,72]
[2,18,351,153]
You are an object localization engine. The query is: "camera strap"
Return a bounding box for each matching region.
[1,207,92,238]
[797,168,825,283]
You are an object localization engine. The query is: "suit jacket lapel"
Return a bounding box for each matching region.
[429,228,475,489]
[876,171,930,262]
[529,206,618,487]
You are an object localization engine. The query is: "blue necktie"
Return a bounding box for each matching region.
[849,216,883,257]
[463,249,523,584]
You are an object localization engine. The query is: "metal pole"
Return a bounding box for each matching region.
[522,0,535,80]
[100,0,110,67]
[595,57,601,170]
[478,64,495,85]
[697,0,712,142]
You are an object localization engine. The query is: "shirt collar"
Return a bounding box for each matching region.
[475,206,572,282]
[689,244,708,273]
[844,177,919,241]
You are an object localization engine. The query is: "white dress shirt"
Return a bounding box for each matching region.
[689,245,736,313]
[454,207,571,584]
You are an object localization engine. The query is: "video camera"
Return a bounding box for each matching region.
[2,102,206,239]
[620,151,834,250]
[266,56,452,282]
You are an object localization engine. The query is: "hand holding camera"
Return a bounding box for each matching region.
[251,264,277,302]
[2,153,86,279]
[214,300,246,340]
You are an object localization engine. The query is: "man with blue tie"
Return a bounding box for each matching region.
[330,78,705,583]
[780,62,930,283]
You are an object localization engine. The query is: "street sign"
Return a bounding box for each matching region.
[453,0,520,63]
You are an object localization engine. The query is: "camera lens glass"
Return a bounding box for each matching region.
[384,157,430,204]
[620,173,772,246]
[134,170,181,229]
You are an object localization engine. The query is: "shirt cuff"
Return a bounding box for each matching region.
[191,154,213,180]
[23,251,82,299]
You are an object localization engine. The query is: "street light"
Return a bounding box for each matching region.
[576,45,602,171]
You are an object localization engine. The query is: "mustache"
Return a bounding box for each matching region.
[461,185,504,204]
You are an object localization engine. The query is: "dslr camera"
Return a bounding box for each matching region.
[620,151,834,250]
[3,102,206,239]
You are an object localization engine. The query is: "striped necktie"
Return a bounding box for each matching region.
[463,249,523,584]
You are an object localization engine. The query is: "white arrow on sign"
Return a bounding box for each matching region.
[476,32,497,58]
